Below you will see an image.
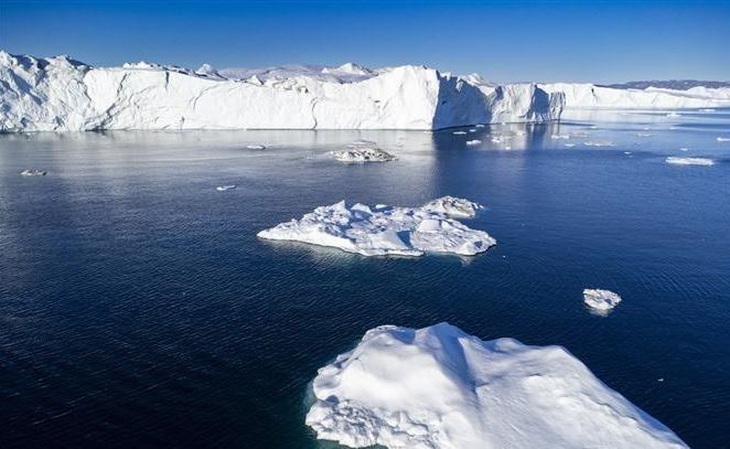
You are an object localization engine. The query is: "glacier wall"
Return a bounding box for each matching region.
[0,51,562,132]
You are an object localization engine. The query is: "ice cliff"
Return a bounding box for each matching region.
[0,50,562,132]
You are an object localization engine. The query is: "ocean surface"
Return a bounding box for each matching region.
[2,110,730,448]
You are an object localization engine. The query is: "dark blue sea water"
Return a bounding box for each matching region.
[2,112,730,448]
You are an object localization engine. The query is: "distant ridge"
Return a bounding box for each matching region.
[599,80,730,91]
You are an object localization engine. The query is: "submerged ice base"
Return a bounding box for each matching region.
[257,196,495,257]
[306,323,688,449]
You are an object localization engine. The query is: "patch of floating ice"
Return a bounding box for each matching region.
[331,146,396,163]
[465,139,482,146]
[624,151,632,155]
[584,141,615,147]
[452,131,468,135]
[636,132,653,137]
[564,143,576,148]
[475,124,485,128]
[257,196,495,257]
[666,112,681,118]
[665,157,715,166]
[306,322,687,449]
[551,134,570,139]
[469,128,477,132]
[679,148,689,152]
[20,169,47,176]
[717,137,730,142]
[246,144,266,150]
[216,185,236,191]
[583,288,622,313]
[700,108,715,112]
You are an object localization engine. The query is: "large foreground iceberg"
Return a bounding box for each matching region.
[306,323,688,449]
[0,50,562,132]
[257,197,495,257]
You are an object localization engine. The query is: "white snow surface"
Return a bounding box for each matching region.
[331,146,396,162]
[583,288,623,312]
[257,197,494,257]
[665,157,715,166]
[541,82,730,111]
[306,322,687,449]
[0,50,562,132]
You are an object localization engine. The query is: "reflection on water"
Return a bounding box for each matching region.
[1,119,730,448]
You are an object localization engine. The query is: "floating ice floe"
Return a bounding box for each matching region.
[564,143,576,148]
[665,157,715,166]
[584,141,615,147]
[257,196,495,257]
[465,139,482,146]
[636,132,653,137]
[551,134,570,139]
[700,108,715,112]
[216,185,236,191]
[306,322,687,449]
[679,148,689,152]
[583,288,622,312]
[666,112,681,118]
[475,124,485,128]
[452,131,468,135]
[717,137,730,142]
[331,146,396,163]
[20,169,47,176]
[246,144,266,150]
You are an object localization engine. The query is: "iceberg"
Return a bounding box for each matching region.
[0,50,562,132]
[331,141,396,162]
[665,157,715,166]
[306,322,688,449]
[20,169,47,176]
[583,288,622,312]
[257,197,495,257]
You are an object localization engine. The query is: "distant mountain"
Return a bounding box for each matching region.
[599,80,730,91]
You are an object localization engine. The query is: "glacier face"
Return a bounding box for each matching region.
[0,51,562,132]
[4,50,730,133]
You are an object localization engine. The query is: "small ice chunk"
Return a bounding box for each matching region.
[583,288,622,312]
[466,139,482,146]
[584,141,615,147]
[20,169,47,176]
[665,157,714,166]
[246,144,266,150]
[551,134,570,140]
[564,143,576,148]
[679,148,689,152]
[452,131,468,135]
[216,185,236,191]
[475,124,485,128]
[717,137,730,142]
[331,146,396,163]
[636,133,652,137]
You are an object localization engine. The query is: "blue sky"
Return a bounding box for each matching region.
[1,0,728,83]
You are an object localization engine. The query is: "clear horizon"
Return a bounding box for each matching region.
[1,0,729,84]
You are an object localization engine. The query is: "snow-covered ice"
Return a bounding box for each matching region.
[20,169,47,176]
[306,322,687,449]
[584,141,615,147]
[665,157,715,166]
[330,140,396,162]
[0,50,563,132]
[257,197,495,257]
[216,185,236,191]
[583,288,623,312]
